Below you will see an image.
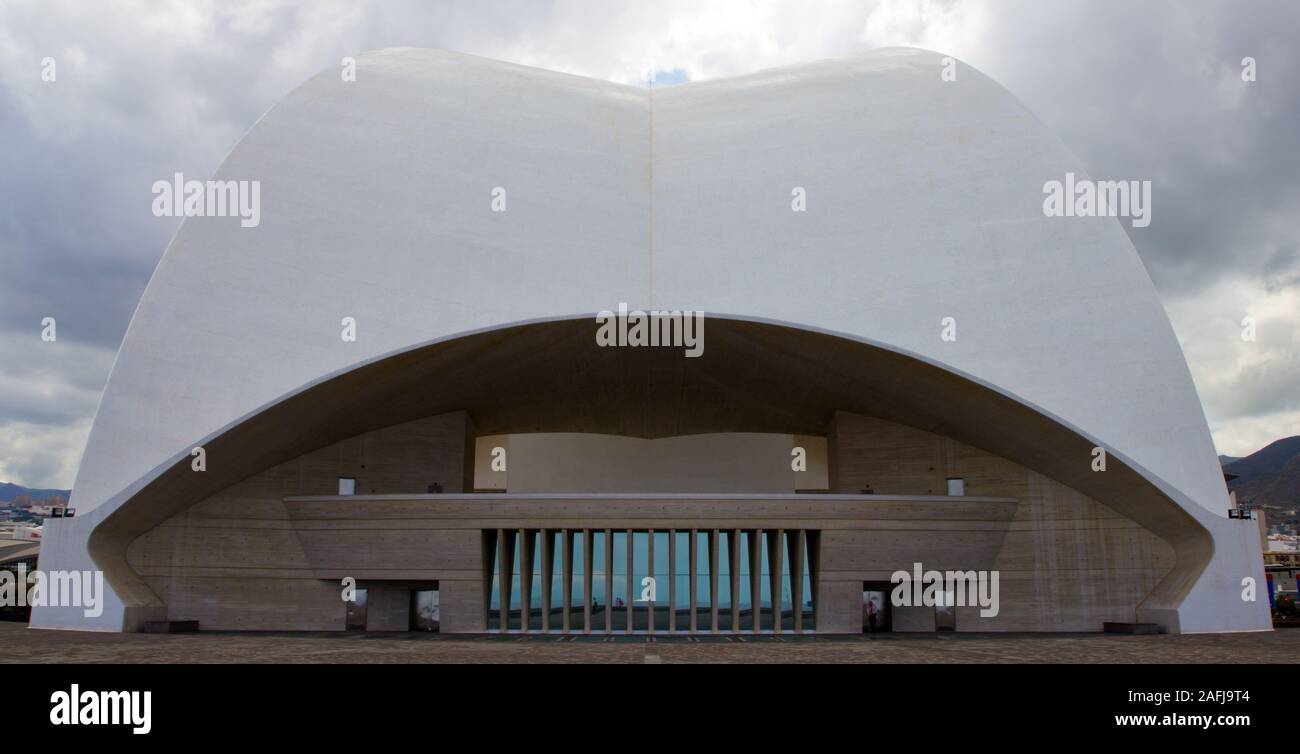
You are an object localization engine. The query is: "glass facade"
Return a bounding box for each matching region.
[487,528,817,634]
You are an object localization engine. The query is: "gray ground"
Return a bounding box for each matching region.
[3,621,1297,663]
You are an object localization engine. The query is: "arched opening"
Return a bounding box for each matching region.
[90,315,1211,633]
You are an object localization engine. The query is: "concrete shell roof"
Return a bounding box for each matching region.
[71,46,1224,521]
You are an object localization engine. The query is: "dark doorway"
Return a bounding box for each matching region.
[410,588,440,631]
[934,591,956,632]
[345,587,368,630]
[862,581,892,633]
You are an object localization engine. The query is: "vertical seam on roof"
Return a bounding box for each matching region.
[648,84,656,307]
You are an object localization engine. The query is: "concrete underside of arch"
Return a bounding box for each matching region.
[31,318,1269,634]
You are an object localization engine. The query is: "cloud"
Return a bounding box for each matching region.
[0,417,91,491]
[1166,270,1300,455]
[0,330,113,488]
[0,0,1295,483]
[938,0,1300,457]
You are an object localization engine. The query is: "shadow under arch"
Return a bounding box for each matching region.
[87,313,1214,628]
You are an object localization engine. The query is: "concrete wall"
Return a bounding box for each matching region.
[498,432,823,493]
[824,411,1176,632]
[123,409,1176,634]
[126,411,471,631]
[362,586,411,631]
[287,493,1016,636]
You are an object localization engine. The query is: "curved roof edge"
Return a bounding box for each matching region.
[68,46,1228,529]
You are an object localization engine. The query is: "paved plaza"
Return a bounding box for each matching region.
[3,621,1296,664]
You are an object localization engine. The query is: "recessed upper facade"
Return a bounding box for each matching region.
[31,48,1269,635]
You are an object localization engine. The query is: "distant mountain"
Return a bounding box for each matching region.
[1219,455,1242,467]
[0,482,71,503]
[1223,437,1300,512]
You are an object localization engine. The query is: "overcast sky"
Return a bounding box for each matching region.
[1,0,1297,488]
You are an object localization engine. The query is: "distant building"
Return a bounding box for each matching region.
[0,528,41,622]
[1264,562,1298,609]
[1266,534,1299,553]
[1265,551,1300,568]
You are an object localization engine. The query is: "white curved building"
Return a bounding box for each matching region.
[32,48,1269,635]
